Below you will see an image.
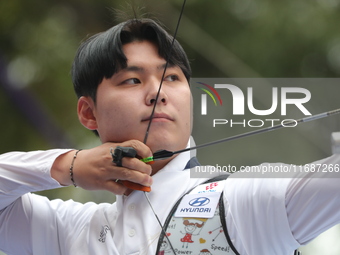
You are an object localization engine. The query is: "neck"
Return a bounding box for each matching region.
[150,156,175,175]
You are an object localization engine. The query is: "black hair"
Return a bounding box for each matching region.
[71,18,191,102]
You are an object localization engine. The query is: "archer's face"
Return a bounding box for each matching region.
[79,40,192,154]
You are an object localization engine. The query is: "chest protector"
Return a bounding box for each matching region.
[156,174,239,255]
[155,169,302,255]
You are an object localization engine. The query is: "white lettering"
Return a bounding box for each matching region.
[215,84,245,115]
[281,87,311,115]
[247,87,278,115]
[213,119,228,127]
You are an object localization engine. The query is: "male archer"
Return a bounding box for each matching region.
[1,18,340,255]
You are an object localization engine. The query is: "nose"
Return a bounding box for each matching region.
[149,97,166,104]
[146,81,168,106]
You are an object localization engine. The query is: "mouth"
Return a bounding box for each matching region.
[142,112,174,122]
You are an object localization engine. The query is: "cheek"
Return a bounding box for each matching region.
[97,91,136,120]
[95,98,138,138]
[173,89,192,123]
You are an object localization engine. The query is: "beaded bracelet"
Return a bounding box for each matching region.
[69,150,82,187]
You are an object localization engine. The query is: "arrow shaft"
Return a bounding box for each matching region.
[172,108,340,155]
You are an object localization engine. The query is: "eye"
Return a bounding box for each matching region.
[164,74,179,82]
[121,78,141,85]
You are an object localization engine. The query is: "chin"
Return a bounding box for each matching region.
[148,138,187,154]
[146,139,169,152]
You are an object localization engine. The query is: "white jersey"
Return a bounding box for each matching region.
[1,145,340,254]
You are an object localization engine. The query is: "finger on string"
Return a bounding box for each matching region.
[110,166,153,187]
[118,140,153,159]
[117,157,152,175]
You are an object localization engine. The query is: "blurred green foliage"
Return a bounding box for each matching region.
[1,0,340,194]
[0,0,340,149]
[1,0,340,196]
[2,0,340,254]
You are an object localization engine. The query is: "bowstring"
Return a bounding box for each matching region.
[142,1,187,254]
[143,0,187,144]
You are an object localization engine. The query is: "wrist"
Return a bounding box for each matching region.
[69,150,82,187]
[51,150,78,186]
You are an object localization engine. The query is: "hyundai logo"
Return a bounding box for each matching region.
[189,197,210,207]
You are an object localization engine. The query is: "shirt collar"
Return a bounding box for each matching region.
[156,136,196,173]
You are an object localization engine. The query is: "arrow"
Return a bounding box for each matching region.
[141,108,340,163]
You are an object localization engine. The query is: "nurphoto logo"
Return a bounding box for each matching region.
[193,79,312,129]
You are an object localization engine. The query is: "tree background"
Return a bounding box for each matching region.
[1,0,340,254]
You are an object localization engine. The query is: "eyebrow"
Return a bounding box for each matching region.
[122,63,174,73]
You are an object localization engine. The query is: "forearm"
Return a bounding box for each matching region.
[51,149,78,186]
[286,154,340,245]
[0,141,153,209]
[224,154,340,254]
[0,149,71,210]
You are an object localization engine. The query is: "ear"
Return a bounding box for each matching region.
[77,96,98,130]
